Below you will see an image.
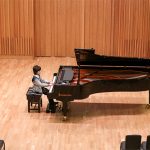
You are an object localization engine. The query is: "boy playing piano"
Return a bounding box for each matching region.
[32,65,58,113]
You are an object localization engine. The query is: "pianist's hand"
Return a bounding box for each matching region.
[48,82,53,86]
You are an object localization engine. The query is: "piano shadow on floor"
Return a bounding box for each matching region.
[68,101,147,118]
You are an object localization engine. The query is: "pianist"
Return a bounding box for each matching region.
[32,65,58,113]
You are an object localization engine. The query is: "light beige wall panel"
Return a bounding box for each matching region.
[34,0,84,57]
[0,0,150,57]
[113,0,150,58]
[84,0,115,55]
[0,0,34,56]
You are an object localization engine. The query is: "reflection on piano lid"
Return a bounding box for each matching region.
[57,66,74,84]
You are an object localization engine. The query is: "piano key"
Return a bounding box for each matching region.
[49,75,57,93]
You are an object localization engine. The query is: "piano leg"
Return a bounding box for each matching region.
[145,90,150,109]
[149,90,150,105]
[62,101,68,121]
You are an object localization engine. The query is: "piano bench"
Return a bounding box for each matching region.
[26,94,42,113]
[0,140,5,150]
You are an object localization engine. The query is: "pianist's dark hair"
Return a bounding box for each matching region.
[33,65,41,75]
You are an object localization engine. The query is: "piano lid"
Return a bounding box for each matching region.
[74,48,150,67]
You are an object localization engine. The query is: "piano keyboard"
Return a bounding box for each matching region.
[49,75,57,93]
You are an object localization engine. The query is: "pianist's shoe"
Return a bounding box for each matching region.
[51,102,59,113]
[46,103,50,113]
[46,102,59,113]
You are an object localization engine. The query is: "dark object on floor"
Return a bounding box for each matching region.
[0,140,5,150]
[141,135,150,150]
[120,135,142,150]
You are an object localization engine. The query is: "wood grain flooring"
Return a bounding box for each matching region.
[0,57,149,150]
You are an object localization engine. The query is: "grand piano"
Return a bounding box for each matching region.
[47,48,150,119]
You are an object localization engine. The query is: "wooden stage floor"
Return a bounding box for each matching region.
[0,57,149,150]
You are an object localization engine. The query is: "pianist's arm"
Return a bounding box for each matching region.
[33,78,50,87]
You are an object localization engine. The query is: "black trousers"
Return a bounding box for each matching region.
[42,87,54,103]
[42,87,55,112]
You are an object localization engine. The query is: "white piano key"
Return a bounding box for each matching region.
[49,76,57,93]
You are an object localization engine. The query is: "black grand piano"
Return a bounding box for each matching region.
[47,48,150,119]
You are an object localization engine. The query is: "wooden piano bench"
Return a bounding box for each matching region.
[26,89,42,113]
[0,140,5,150]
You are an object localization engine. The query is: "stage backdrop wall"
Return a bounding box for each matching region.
[0,0,150,57]
[0,0,34,56]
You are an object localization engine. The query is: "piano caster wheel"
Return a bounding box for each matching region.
[63,116,67,121]
[146,104,150,109]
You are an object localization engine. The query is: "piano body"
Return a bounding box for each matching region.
[47,48,150,119]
